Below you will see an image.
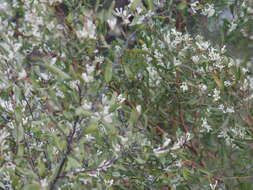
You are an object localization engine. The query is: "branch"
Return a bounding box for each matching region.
[217,175,253,180]
[49,117,79,190]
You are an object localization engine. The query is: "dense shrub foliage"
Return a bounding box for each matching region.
[0,0,252,190]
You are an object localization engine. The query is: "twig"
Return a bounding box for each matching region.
[217,175,253,180]
[22,92,34,120]
[49,117,79,190]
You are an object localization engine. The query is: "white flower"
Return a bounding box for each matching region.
[81,73,94,83]
[153,138,171,155]
[114,8,124,17]
[221,45,226,54]
[224,81,231,87]
[18,70,27,80]
[228,59,235,67]
[201,118,212,133]
[217,128,228,138]
[82,99,92,110]
[231,127,246,139]
[202,4,215,17]
[190,1,200,14]
[209,48,220,61]
[209,180,218,190]
[226,106,234,113]
[242,67,249,74]
[192,55,200,64]
[115,45,121,52]
[55,88,64,98]
[174,57,182,66]
[76,18,96,39]
[40,179,48,189]
[117,94,126,104]
[162,138,171,148]
[40,73,50,80]
[94,56,104,64]
[196,41,210,51]
[213,89,220,101]
[136,105,142,113]
[114,8,132,25]
[86,64,95,74]
[218,104,225,113]
[199,84,207,93]
[171,132,192,150]
[228,21,237,33]
[136,6,143,14]
[107,18,117,30]
[180,82,188,92]
[105,179,114,187]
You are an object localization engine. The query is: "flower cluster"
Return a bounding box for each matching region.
[0,0,252,189]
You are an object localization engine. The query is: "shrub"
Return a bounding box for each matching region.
[0,0,252,190]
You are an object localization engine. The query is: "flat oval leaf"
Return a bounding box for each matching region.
[105,59,113,83]
[84,122,98,134]
[12,125,24,143]
[44,63,71,80]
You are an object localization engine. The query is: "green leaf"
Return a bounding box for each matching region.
[14,106,23,123]
[177,2,187,10]
[17,144,24,156]
[124,64,134,79]
[12,125,24,143]
[63,111,74,120]
[0,182,5,189]
[38,159,46,176]
[128,109,138,127]
[43,63,71,80]
[67,157,81,170]
[144,0,154,10]
[198,168,211,176]
[129,0,142,9]
[14,85,22,102]
[182,168,191,180]
[16,167,38,180]
[212,73,223,90]
[112,172,121,177]
[105,59,113,83]
[136,157,146,164]
[52,136,66,151]
[84,122,98,134]
[23,183,40,190]
[75,106,95,117]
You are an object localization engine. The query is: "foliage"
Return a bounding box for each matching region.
[0,0,252,190]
